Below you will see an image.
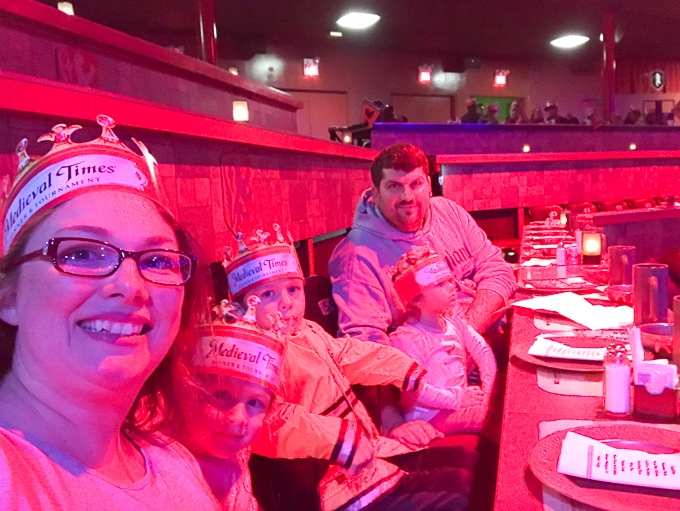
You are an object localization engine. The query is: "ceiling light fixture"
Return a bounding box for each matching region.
[57,2,75,15]
[330,31,343,37]
[550,35,590,49]
[336,12,380,29]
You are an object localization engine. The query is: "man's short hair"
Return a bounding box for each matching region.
[370,143,429,188]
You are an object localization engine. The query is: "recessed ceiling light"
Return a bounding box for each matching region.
[550,35,590,49]
[336,12,380,29]
[330,31,343,37]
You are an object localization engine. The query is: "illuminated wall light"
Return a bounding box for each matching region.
[303,58,320,77]
[629,143,637,150]
[330,31,343,37]
[418,65,432,84]
[232,101,249,122]
[494,70,509,87]
[228,67,239,76]
[522,144,531,153]
[250,54,284,82]
[57,1,75,15]
[337,12,380,29]
[342,132,352,144]
[550,35,590,48]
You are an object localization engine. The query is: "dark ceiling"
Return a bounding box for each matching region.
[34,0,680,64]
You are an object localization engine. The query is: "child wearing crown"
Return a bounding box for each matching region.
[169,297,286,510]
[222,226,474,511]
[388,246,497,435]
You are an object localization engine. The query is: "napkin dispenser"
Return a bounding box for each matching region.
[632,363,678,422]
[629,326,678,422]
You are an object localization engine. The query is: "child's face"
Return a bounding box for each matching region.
[415,279,458,316]
[247,277,306,335]
[186,375,272,459]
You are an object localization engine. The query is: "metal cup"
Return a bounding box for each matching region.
[633,263,669,325]
[608,245,636,285]
[673,295,680,367]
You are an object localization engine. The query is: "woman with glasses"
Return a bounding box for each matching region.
[0,116,219,509]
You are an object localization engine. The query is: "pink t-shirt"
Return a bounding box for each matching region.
[0,426,220,510]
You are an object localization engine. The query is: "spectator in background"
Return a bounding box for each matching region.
[529,106,545,124]
[623,107,642,125]
[460,98,481,123]
[504,100,527,124]
[476,103,485,121]
[564,113,580,124]
[582,108,598,126]
[544,101,569,124]
[480,103,499,124]
[644,110,658,125]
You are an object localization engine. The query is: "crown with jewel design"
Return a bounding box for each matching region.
[390,245,454,306]
[2,115,167,254]
[222,224,304,299]
[192,295,286,394]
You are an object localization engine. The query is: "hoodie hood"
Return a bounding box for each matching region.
[353,188,432,242]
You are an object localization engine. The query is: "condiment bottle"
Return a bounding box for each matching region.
[603,341,631,414]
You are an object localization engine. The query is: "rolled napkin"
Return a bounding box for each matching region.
[529,336,606,361]
[557,431,680,491]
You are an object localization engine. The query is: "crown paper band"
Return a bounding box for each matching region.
[223,225,303,299]
[193,297,285,394]
[3,115,164,253]
[391,247,453,306]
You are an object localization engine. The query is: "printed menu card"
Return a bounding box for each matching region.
[558,431,680,490]
[528,336,606,361]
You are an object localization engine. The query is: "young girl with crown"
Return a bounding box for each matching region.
[388,246,497,435]
[168,296,287,510]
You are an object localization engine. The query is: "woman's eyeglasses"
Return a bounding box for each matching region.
[4,237,197,286]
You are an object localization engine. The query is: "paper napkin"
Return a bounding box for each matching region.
[513,292,634,330]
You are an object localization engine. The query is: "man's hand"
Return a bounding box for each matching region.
[464,288,506,333]
[387,419,443,448]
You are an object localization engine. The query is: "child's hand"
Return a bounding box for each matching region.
[412,382,462,410]
[459,386,486,409]
[387,420,443,448]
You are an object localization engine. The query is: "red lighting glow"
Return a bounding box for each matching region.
[494,70,508,87]
[303,58,320,77]
[418,65,432,84]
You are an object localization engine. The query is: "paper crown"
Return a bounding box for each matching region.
[2,115,165,254]
[222,224,303,299]
[390,246,453,306]
[192,296,285,394]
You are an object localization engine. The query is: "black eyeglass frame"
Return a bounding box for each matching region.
[4,237,197,286]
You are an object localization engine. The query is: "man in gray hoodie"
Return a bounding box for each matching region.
[329,143,515,344]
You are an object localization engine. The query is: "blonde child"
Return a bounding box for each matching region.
[389,246,497,434]
[170,300,286,510]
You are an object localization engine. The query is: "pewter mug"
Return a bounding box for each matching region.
[633,263,669,325]
[609,245,636,286]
